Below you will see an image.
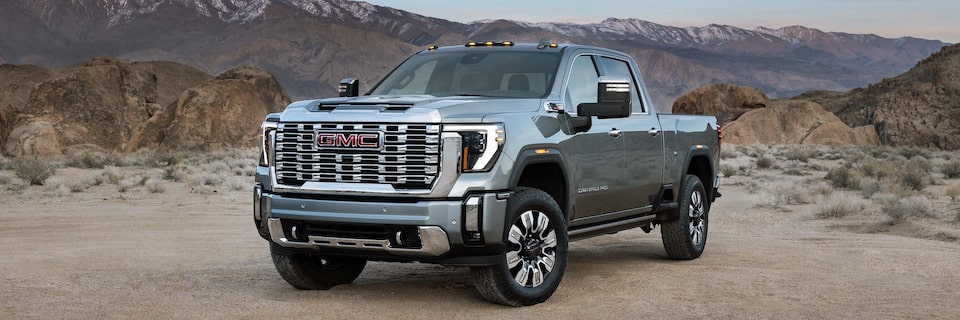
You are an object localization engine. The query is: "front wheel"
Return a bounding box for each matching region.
[472,187,568,306]
[661,174,709,260]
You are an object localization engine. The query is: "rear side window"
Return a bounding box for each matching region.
[598,57,644,113]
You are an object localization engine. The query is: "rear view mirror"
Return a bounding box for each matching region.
[577,76,631,119]
[338,78,359,97]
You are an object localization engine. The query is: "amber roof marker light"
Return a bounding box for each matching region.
[464,41,515,47]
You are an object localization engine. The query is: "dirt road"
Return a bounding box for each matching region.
[2,172,959,319]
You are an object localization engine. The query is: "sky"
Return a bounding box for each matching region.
[364,0,958,43]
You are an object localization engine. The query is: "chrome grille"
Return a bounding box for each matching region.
[274,123,441,190]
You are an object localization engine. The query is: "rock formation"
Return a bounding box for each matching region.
[1,57,289,156]
[722,100,879,146]
[671,83,770,125]
[815,43,960,149]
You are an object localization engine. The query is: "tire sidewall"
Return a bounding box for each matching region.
[682,176,708,254]
[496,188,568,301]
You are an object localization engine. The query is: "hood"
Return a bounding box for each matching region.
[279,95,541,124]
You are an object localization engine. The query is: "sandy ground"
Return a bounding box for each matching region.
[2,167,959,320]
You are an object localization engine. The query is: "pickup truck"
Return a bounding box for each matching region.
[254,41,721,306]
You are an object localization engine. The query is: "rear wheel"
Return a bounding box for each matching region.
[272,253,366,290]
[472,187,568,306]
[661,174,709,260]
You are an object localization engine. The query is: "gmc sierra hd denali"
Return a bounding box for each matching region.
[254,41,720,306]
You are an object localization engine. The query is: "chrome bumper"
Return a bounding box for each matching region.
[267,218,451,256]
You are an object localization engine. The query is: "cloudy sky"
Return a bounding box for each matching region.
[364,0,958,42]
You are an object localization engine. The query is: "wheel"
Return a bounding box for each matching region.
[271,252,366,290]
[661,174,709,260]
[471,187,568,306]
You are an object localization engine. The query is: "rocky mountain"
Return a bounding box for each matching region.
[2,57,289,156]
[807,43,960,149]
[0,0,949,109]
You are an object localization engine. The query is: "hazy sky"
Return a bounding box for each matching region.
[364,0,958,42]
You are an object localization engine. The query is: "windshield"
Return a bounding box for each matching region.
[369,50,561,98]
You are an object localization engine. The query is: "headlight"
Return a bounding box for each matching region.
[259,116,279,167]
[445,124,505,172]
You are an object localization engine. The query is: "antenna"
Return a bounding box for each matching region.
[537,38,550,49]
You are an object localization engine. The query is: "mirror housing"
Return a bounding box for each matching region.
[338,78,359,97]
[577,76,631,119]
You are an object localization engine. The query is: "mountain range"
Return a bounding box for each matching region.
[0,0,950,108]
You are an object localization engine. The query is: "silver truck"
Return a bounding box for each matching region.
[254,41,721,306]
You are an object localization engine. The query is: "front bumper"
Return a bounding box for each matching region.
[255,188,508,265]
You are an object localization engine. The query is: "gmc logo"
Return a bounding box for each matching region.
[316,132,381,149]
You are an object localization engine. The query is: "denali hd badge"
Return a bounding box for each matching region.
[315,131,382,150]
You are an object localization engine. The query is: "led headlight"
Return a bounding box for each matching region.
[445,124,505,172]
[259,119,278,167]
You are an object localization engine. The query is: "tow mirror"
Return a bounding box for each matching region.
[577,76,631,119]
[338,78,359,97]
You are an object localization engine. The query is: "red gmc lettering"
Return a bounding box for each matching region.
[317,133,379,148]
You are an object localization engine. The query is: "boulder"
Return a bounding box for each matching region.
[4,120,60,156]
[672,83,771,125]
[127,66,290,151]
[723,100,879,146]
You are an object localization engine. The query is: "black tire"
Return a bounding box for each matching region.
[272,253,366,290]
[471,187,568,306]
[661,174,709,260]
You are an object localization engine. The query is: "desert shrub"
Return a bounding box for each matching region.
[940,160,960,179]
[782,167,807,176]
[898,147,932,160]
[810,182,835,196]
[757,182,809,209]
[102,166,124,185]
[153,151,183,167]
[162,166,185,182]
[146,179,165,193]
[825,166,858,189]
[881,195,935,224]
[44,176,65,190]
[720,164,738,177]
[783,146,818,162]
[814,193,867,219]
[720,148,739,159]
[67,179,89,193]
[857,158,896,179]
[226,177,247,191]
[0,175,10,185]
[946,186,960,202]
[859,178,881,199]
[191,173,224,186]
[12,156,56,185]
[755,156,774,169]
[897,166,929,191]
[64,150,114,169]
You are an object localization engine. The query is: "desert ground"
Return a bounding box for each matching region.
[1,146,959,319]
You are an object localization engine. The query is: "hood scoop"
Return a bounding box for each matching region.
[313,96,433,112]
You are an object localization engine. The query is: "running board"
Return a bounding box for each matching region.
[568,214,658,241]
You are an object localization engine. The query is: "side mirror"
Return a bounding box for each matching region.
[338,78,359,97]
[577,76,631,119]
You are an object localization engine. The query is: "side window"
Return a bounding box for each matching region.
[566,55,599,114]
[598,57,644,113]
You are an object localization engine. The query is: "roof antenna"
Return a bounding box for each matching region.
[537,38,551,49]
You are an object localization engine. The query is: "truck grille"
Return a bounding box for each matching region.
[274,123,441,190]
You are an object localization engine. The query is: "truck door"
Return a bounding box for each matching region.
[566,55,631,218]
[597,56,665,209]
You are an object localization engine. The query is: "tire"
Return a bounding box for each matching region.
[272,253,366,290]
[661,174,709,260]
[471,187,568,306]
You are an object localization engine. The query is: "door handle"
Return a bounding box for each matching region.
[648,128,660,136]
[608,129,622,137]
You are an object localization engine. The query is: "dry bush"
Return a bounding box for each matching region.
[757,182,809,209]
[755,156,774,169]
[940,160,960,179]
[720,163,738,177]
[898,147,933,160]
[782,166,807,176]
[859,178,881,199]
[825,166,858,189]
[881,195,935,224]
[810,182,835,196]
[0,175,11,185]
[946,186,960,202]
[102,166,124,185]
[191,173,224,187]
[162,166,186,182]
[814,193,867,219]
[720,148,739,159]
[146,179,165,193]
[782,146,818,162]
[67,179,89,193]
[44,176,65,190]
[5,179,27,193]
[857,158,897,179]
[12,156,56,185]
[226,177,247,191]
[117,173,149,193]
[63,150,120,169]
[897,166,929,191]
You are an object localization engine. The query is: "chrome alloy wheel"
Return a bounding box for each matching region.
[689,189,706,246]
[505,210,558,288]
